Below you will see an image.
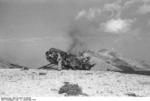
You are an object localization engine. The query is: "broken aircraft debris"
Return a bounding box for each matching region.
[38,48,150,75]
[38,48,95,70]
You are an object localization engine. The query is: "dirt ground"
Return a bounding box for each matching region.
[0,69,150,97]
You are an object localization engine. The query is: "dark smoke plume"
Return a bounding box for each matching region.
[67,18,100,55]
[67,23,87,55]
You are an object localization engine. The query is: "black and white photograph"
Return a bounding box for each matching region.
[1,0,150,99]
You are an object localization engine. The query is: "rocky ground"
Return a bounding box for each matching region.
[0,69,150,97]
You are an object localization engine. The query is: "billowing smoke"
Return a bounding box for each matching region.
[67,6,121,55]
[67,19,99,55]
[67,2,135,55]
[67,27,87,55]
[67,21,88,55]
[67,7,107,55]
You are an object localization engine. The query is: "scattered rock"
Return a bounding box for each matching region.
[138,81,150,85]
[39,72,47,75]
[50,88,58,92]
[126,92,139,97]
[85,73,93,75]
[58,82,88,96]
[21,67,29,70]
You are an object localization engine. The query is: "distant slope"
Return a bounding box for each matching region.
[0,58,29,69]
[83,49,150,74]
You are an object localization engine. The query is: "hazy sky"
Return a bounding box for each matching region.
[0,0,150,67]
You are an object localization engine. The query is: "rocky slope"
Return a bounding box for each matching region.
[0,59,29,69]
[83,49,150,74]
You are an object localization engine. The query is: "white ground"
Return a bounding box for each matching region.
[0,69,150,97]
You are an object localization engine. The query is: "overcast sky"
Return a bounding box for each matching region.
[0,0,150,67]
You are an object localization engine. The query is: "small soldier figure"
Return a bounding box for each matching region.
[57,53,63,70]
